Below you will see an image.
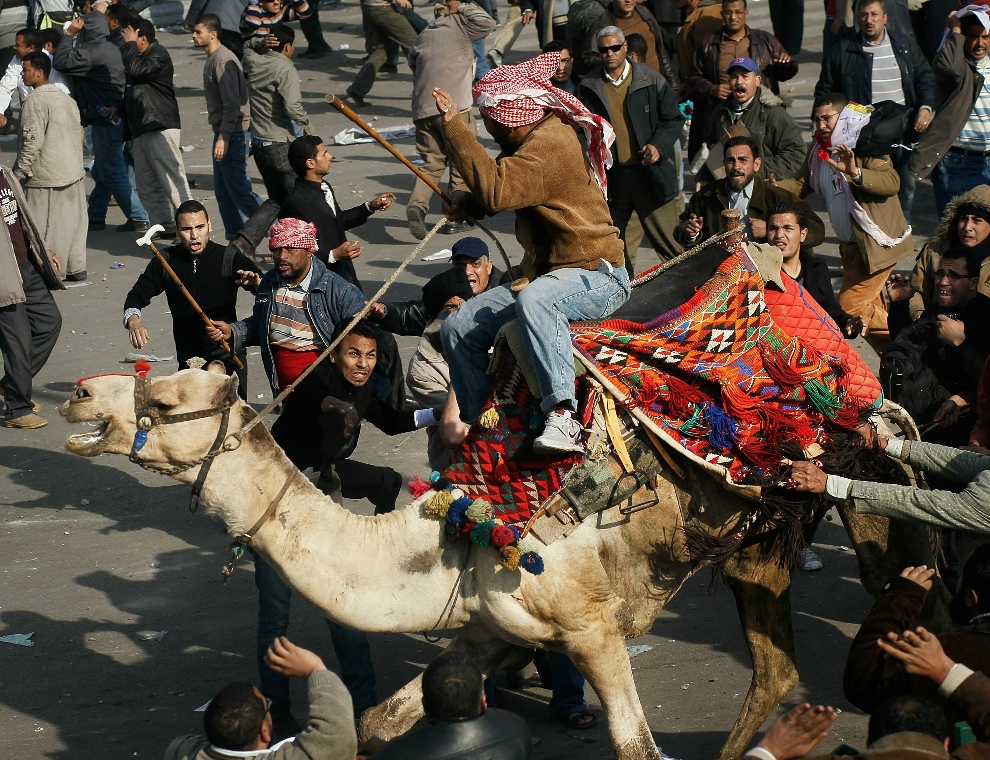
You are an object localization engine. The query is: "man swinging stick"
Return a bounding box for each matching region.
[434,52,631,456]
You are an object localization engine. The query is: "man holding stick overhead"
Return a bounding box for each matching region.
[123,200,261,397]
[435,51,630,456]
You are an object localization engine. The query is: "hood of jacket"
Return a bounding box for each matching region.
[931,184,990,252]
[80,11,109,43]
[756,84,791,109]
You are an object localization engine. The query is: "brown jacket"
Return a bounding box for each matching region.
[0,165,63,308]
[675,1,722,77]
[843,576,990,722]
[777,151,912,275]
[442,111,625,279]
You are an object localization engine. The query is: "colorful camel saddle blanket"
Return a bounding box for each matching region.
[571,241,882,486]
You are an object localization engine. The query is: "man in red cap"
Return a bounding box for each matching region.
[433,52,631,455]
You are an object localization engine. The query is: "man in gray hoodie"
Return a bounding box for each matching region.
[53,11,148,234]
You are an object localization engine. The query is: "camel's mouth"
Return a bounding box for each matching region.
[66,419,111,452]
[62,383,123,456]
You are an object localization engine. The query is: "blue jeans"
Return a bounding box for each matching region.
[88,122,147,223]
[473,38,491,80]
[253,554,378,715]
[213,130,263,240]
[441,261,630,421]
[933,150,990,220]
[547,652,588,720]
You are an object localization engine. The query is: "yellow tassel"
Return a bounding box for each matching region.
[479,408,500,429]
[499,546,521,570]
[424,489,453,518]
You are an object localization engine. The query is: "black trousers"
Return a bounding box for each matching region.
[252,142,296,206]
[0,262,61,420]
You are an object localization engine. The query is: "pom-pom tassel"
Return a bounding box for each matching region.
[479,407,500,429]
[499,546,521,570]
[134,358,151,378]
[408,475,432,498]
[470,520,497,547]
[520,551,545,574]
[424,488,454,518]
[491,524,517,547]
[465,499,494,524]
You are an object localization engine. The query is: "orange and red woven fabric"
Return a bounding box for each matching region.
[572,249,880,482]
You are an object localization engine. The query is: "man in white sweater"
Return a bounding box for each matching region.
[0,28,69,127]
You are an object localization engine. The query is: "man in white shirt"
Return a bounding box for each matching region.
[0,27,69,127]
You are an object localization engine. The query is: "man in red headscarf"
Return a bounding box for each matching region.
[434,52,630,455]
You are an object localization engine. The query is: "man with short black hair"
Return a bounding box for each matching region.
[121,17,192,241]
[373,650,532,759]
[243,24,311,204]
[0,27,68,128]
[164,637,358,760]
[13,50,87,282]
[281,134,394,290]
[123,200,260,397]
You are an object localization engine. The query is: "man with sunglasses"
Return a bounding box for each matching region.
[882,247,990,445]
[165,637,358,760]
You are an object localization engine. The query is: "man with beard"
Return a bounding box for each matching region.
[676,136,823,246]
[836,554,990,719]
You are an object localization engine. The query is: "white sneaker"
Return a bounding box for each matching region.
[533,410,583,455]
[799,547,824,572]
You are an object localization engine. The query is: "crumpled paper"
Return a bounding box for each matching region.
[0,632,35,646]
[332,125,415,145]
[124,352,174,363]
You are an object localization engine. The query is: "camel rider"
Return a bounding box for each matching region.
[434,52,631,456]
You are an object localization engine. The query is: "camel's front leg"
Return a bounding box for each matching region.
[357,634,529,742]
[719,544,800,760]
[564,634,661,760]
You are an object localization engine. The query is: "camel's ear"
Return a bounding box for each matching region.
[206,360,227,375]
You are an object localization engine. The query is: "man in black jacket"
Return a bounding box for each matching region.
[122,200,260,397]
[280,135,394,291]
[373,650,531,760]
[578,26,684,275]
[120,18,192,240]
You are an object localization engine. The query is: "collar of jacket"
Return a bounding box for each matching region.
[866,732,949,759]
[849,28,909,55]
[716,174,769,213]
[260,255,330,295]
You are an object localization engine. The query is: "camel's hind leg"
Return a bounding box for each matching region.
[562,634,661,760]
[718,544,799,760]
[357,634,530,742]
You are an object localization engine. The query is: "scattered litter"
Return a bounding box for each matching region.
[64,280,92,288]
[64,531,69,535]
[0,632,34,646]
[181,145,195,152]
[655,704,662,709]
[411,157,425,165]
[194,700,210,712]
[199,110,208,114]
[332,124,415,145]
[422,248,452,261]
[838,545,849,552]
[110,262,125,269]
[256,394,264,399]
[329,43,349,50]
[124,352,174,363]
[681,683,690,690]
[626,644,653,658]
[138,630,168,641]
[80,499,89,506]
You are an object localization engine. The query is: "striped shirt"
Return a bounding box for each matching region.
[240,0,311,39]
[956,55,990,151]
[864,31,904,105]
[268,267,326,351]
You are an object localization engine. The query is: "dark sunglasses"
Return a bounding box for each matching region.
[597,43,624,53]
[934,268,972,281]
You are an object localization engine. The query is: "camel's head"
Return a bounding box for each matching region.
[62,362,242,472]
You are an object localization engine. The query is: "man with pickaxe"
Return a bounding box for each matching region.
[122,200,261,397]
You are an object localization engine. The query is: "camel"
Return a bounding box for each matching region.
[60,361,948,760]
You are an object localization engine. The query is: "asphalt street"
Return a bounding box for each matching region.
[0,1,944,757]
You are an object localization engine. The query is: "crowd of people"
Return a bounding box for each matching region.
[6,0,990,756]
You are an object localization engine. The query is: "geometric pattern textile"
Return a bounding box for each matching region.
[572,247,877,483]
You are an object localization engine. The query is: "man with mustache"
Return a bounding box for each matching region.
[911,8,990,219]
[676,135,823,247]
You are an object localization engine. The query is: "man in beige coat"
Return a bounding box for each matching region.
[777,92,912,355]
[405,0,495,239]
[13,52,86,282]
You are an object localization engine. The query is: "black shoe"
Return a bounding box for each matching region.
[380,63,398,74]
[300,45,332,59]
[66,271,87,282]
[406,205,427,240]
[439,222,472,235]
[117,219,150,232]
[345,88,368,107]
[151,228,175,242]
[373,469,403,515]
[88,220,106,231]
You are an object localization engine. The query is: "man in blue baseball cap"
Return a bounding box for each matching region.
[697,55,806,186]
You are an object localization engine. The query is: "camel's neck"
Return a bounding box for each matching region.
[190,436,472,634]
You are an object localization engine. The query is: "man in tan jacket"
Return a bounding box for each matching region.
[435,51,630,456]
[777,92,912,355]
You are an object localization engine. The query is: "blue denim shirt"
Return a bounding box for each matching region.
[230,256,367,397]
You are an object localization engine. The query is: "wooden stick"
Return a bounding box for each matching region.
[136,228,243,369]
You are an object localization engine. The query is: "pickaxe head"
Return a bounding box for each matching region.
[136,224,167,247]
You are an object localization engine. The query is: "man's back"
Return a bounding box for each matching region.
[14,85,83,188]
[243,48,305,141]
[374,708,532,760]
[52,12,125,124]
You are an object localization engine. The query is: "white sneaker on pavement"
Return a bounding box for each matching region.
[799,547,824,572]
[533,410,583,455]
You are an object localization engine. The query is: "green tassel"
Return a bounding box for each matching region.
[804,378,842,418]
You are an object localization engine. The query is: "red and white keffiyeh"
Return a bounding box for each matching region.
[269,217,318,252]
[473,52,615,197]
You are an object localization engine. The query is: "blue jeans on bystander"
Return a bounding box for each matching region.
[933,149,990,220]
[213,130,264,240]
[88,122,147,223]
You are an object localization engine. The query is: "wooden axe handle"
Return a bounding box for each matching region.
[326,94,451,204]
